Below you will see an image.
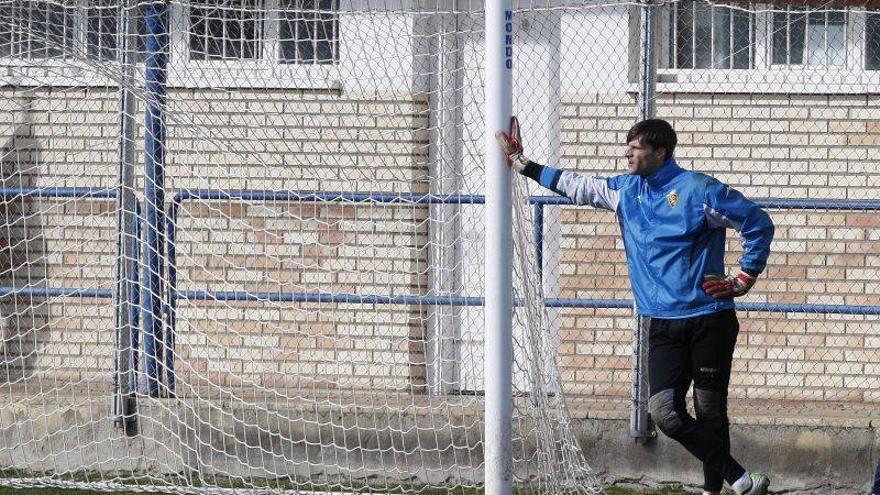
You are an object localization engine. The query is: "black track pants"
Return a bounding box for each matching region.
[647,309,746,491]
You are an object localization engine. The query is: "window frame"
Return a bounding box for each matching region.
[864,8,880,70]
[0,0,340,89]
[768,7,849,68]
[664,1,755,70]
[657,2,880,93]
[0,0,83,63]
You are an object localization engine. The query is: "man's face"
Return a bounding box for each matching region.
[625,137,666,176]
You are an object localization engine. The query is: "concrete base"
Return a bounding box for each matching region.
[1,395,878,494]
[580,417,879,494]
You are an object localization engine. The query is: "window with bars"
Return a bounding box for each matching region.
[87,1,118,60]
[663,2,880,74]
[0,0,144,61]
[668,1,753,69]
[867,10,880,70]
[187,0,337,64]
[189,0,263,61]
[771,8,846,67]
[0,0,338,66]
[86,0,146,62]
[0,0,75,59]
[279,0,337,64]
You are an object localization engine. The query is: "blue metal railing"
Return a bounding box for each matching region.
[163,191,490,395]
[166,191,880,314]
[0,187,117,199]
[530,197,880,280]
[163,191,880,394]
[5,188,880,395]
[0,287,115,298]
[530,196,880,315]
[0,186,143,396]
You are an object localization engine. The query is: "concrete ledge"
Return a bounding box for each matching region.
[0,395,877,494]
[580,417,878,494]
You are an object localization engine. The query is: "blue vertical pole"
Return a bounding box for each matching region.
[130,203,142,393]
[142,0,168,398]
[533,202,543,288]
[164,206,177,396]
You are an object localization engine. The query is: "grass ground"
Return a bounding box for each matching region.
[602,487,694,494]
[0,487,698,495]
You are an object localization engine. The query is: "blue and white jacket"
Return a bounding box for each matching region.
[523,158,774,318]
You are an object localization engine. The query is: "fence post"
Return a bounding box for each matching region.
[631,0,658,445]
[113,0,140,434]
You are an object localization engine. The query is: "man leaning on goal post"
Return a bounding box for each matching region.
[496,117,775,495]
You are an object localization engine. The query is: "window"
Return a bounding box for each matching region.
[657,2,880,90]
[771,8,846,67]
[189,0,263,61]
[0,1,75,59]
[668,1,753,69]
[279,0,337,64]
[87,0,122,61]
[187,0,337,64]
[0,0,337,66]
[867,10,880,70]
[0,0,146,61]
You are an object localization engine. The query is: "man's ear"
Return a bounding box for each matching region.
[657,147,669,161]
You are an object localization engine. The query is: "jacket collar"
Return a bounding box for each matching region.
[644,158,681,189]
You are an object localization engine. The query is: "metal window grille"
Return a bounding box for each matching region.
[279,0,337,64]
[190,0,263,61]
[87,0,118,61]
[867,10,880,70]
[772,7,846,67]
[0,0,75,59]
[669,1,753,69]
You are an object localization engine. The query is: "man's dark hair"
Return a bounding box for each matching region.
[626,119,677,160]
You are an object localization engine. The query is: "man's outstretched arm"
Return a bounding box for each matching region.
[496,117,619,212]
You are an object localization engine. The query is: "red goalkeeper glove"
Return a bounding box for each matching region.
[494,116,529,173]
[701,271,757,299]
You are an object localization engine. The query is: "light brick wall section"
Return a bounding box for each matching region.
[1,86,878,405]
[0,87,430,393]
[0,87,119,385]
[555,92,880,402]
[167,90,430,393]
[174,202,429,393]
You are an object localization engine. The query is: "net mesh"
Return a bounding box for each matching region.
[2,0,880,492]
[0,0,602,492]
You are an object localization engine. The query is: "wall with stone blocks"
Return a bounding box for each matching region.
[554,92,880,402]
[1,87,878,406]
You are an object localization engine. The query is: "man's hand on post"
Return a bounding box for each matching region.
[701,271,757,299]
[495,116,529,173]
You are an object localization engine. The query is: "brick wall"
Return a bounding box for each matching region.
[164,90,430,393]
[0,87,118,385]
[0,87,431,393]
[1,87,878,405]
[554,92,880,402]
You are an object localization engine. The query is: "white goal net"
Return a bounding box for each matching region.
[6,0,880,491]
[0,0,611,493]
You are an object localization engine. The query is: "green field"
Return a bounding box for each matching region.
[603,487,695,494]
[0,487,699,495]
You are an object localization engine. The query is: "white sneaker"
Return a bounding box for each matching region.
[743,472,770,495]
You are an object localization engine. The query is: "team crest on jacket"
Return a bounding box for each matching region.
[667,190,678,208]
